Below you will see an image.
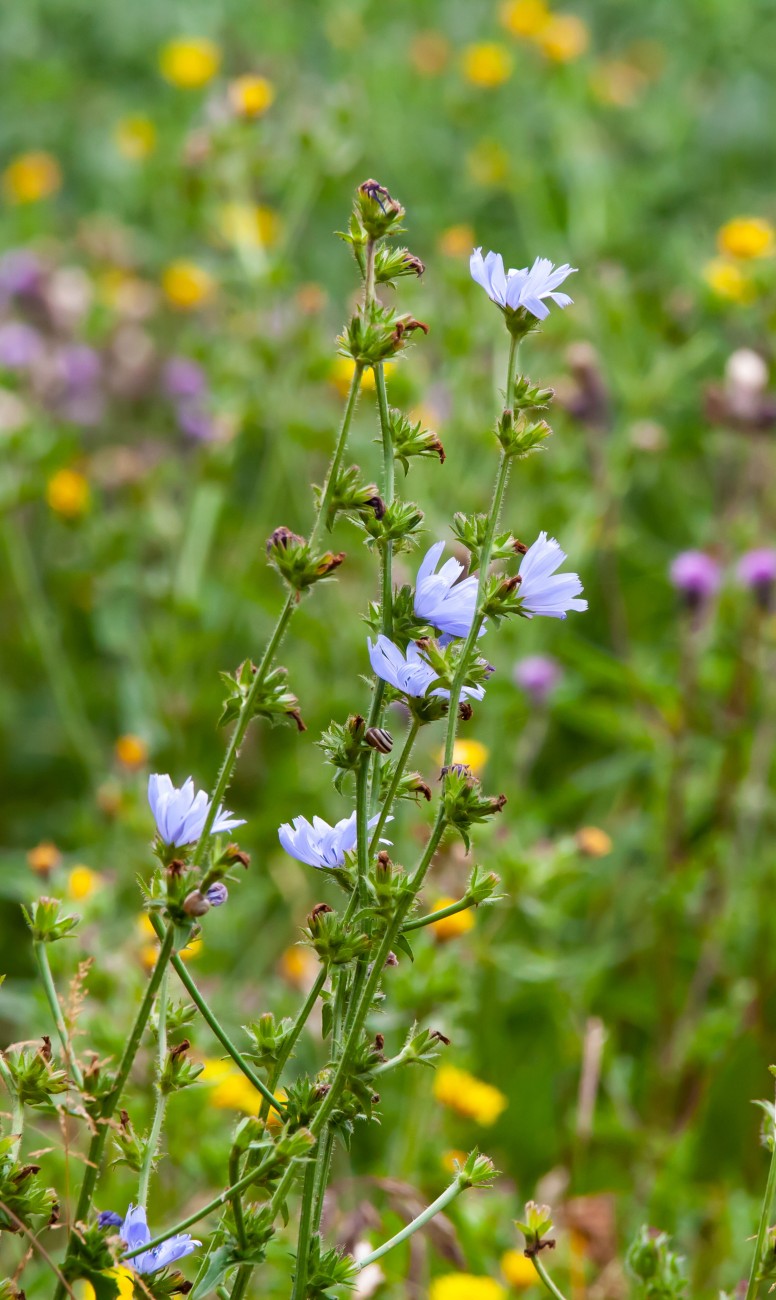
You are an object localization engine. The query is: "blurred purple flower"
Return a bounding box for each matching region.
[163,356,207,400]
[0,249,43,302]
[148,774,245,847]
[278,811,390,870]
[176,402,217,441]
[110,1203,200,1275]
[368,634,485,701]
[518,533,587,619]
[60,344,101,392]
[669,551,721,605]
[414,542,479,639]
[514,654,562,703]
[0,321,43,371]
[470,249,576,321]
[206,882,229,907]
[737,548,776,607]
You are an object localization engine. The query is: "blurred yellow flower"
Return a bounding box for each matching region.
[717,216,775,260]
[466,139,509,187]
[501,1249,537,1289]
[2,151,62,204]
[73,1282,97,1300]
[138,914,202,968]
[27,841,61,873]
[104,1268,135,1298]
[535,14,590,62]
[703,257,754,303]
[115,734,149,769]
[67,865,101,902]
[200,1057,285,1118]
[328,356,394,396]
[217,203,280,249]
[410,30,451,76]
[437,738,489,774]
[279,943,318,986]
[462,43,513,89]
[162,260,216,310]
[590,59,647,108]
[499,0,550,38]
[431,896,475,942]
[228,74,275,118]
[439,224,475,258]
[46,468,90,519]
[159,37,221,89]
[430,1275,506,1300]
[433,1064,508,1125]
[440,1147,468,1174]
[114,115,157,160]
[575,826,612,857]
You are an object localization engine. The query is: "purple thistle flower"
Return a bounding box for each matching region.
[669,551,721,607]
[368,634,485,701]
[518,533,587,619]
[470,248,576,321]
[514,654,562,703]
[737,548,776,608]
[148,774,245,848]
[162,356,208,400]
[414,542,480,639]
[206,881,229,907]
[0,321,44,371]
[278,811,391,870]
[112,1203,200,1275]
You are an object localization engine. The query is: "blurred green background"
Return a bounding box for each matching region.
[2,0,776,1295]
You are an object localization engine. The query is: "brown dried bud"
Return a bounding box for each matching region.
[14,1164,40,1184]
[223,845,251,869]
[288,708,307,733]
[385,951,399,967]
[458,701,473,722]
[430,436,446,464]
[409,776,432,801]
[170,1039,191,1061]
[314,550,346,577]
[119,1110,132,1131]
[430,1030,452,1045]
[183,890,211,917]
[489,794,508,814]
[310,902,334,921]
[40,1036,52,1062]
[376,850,392,869]
[366,726,393,753]
[371,1093,381,1105]
[392,315,429,346]
[513,539,529,555]
[267,526,305,554]
[402,253,425,277]
[167,858,186,878]
[500,574,523,593]
[365,495,386,519]
[374,1033,385,1051]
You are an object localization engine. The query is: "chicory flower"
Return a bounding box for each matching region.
[517,533,587,618]
[101,1203,200,1275]
[470,249,576,321]
[414,542,480,639]
[368,634,485,701]
[278,811,390,870]
[148,774,245,847]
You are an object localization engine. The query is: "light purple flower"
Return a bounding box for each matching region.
[414,542,480,639]
[148,774,245,847]
[0,321,43,370]
[0,249,43,302]
[163,356,207,400]
[278,811,391,870]
[470,248,576,321]
[669,551,721,604]
[737,548,776,590]
[514,654,562,703]
[109,1203,200,1275]
[518,533,587,619]
[368,634,485,701]
[176,402,217,441]
[59,344,101,392]
[206,881,229,907]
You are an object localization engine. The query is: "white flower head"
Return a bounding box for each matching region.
[470,248,576,321]
[368,634,485,701]
[147,774,245,848]
[518,533,587,619]
[278,811,392,870]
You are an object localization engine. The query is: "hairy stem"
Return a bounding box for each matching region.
[356,1177,464,1267]
[745,1091,776,1300]
[136,965,169,1209]
[368,717,420,853]
[403,894,475,933]
[34,941,85,1090]
[531,1254,570,1300]
[291,1160,317,1300]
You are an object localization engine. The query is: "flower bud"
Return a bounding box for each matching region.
[356,179,405,239]
[206,881,229,907]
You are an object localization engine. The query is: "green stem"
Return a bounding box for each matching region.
[357,1178,464,1267]
[149,913,285,1118]
[1,1055,24,1161]
[403,895,475,933]
[136,965,169,1209]
[369,718,420,853]
[311,1126,334,1231]
[34,941,85,1090]
[745,1094,776,1300]
[375,362,394,638]
[291,1160,317,1300]
[55,926,176,1300]
[309,363,364,548]
[227,1144,249,1300]
[531,1254,570,1300]
[259,966,328,1122]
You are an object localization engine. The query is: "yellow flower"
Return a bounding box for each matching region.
[162,260,216,310]
[466,139,509,187]
[436,738,489,774]
[440,1147,468,1175]
[499,0,550,38]
[703,257,754,303]
[717,216,775,260]
[409,30,451,76]
[535,14,590,62]
[501,1250,537,1289]
[328,357,395,396]
[228,74,275,118]
[462,43,513,88]
[67,865,101,902]
[590,59,647,108]
[575,826,612,857]
[46,469,90,519]
[73,1282,97,1300]
[430,1274,506,1300]
[433,1064,508,1126]
[115,734,149,769]
[159,37,221,89]
[114,115,157,160]
[431,896,475,942]
[439,224,475,258]
[27,841,61,874]
[279,944,318,987]
[200,1057,285,1117]
[104,1268,135,1299]
[2,151,62,204]
[217,203,280,249]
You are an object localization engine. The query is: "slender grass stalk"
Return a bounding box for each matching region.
[745,1093,776,1300]
[33,941,85,1090]
[356,1177,464,1267]
[136,965,169,1209]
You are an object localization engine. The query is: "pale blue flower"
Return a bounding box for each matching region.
[104,1202,200,1275]
[414,542,480,639]
[148,774,245,847]
[368,634,485,701]
[518,533,587,619]
[278,811,390,870]
[470,248,576,321]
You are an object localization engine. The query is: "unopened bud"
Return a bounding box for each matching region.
[267,526,305,554]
